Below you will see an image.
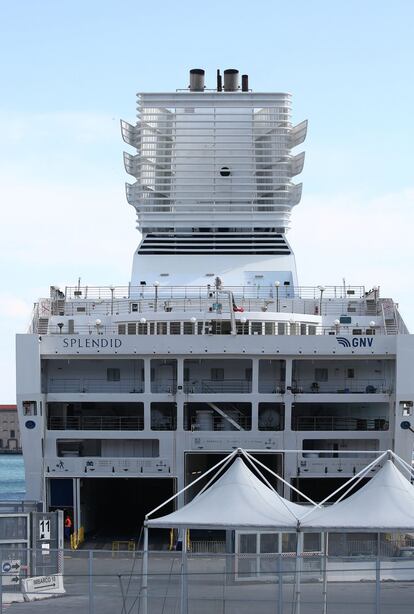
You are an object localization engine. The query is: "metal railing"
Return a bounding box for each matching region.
[293,416,389,431]
[46,378,144,393]
[184,379,252,393]
[62,284,366,301]
[258,380,286,393]
[41,320,390,337]
[150,416,176,430]
[151,379,177,393]
[48,415,145,431]
[1,547,414,613]
[291,378,391,394]
[187,414,251,431]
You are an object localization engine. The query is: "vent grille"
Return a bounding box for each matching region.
[138,233,291,255]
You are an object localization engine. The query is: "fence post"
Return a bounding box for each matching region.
[0,547,3,614]
[278,553,283,614]
[375,533,381,614]
[88,550,94,614]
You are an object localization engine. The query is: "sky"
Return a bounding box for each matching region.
[1,0,414,402]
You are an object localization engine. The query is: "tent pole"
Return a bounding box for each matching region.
[243,450,320,508]
[334,451,389,505]
[147,449,238,519]
[195,450,238,498]
[322,532,328,614]
[239,449,301,520]
[300,450,389,521]
[142,524,149,614]
[293,530,302,614]
[180,528,188,614]
[389,450,414,479]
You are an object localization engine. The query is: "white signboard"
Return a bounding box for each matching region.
[39,519,51,541]
[22,574,65,600]
[2,559,21,586]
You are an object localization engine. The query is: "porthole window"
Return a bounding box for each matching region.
[220,166,231,177]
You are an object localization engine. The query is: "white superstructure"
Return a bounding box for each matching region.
[16,69,414,541]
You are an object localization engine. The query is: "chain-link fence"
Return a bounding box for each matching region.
[1,548,414,613]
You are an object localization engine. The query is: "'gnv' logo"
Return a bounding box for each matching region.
[336,337,374,348]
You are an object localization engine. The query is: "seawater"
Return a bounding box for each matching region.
[0,456,25,500]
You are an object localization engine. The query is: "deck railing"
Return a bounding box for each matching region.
[48,415,144,430]
[184,379,251,394]
[293,416,389,431]
[291,378,391,394]
[46,378,144,393]
[187,414,251,431]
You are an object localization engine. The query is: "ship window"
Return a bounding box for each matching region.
[236,321,249,335]
[184,368,190,382]
[220,166,231,177]
[277,323,285,336]
[138,322,148,335]
[10,430,15,438]
[157,322,167,335]
[127,323,136,335]
[211,368,224,381]
[300,324,307,335]
[308,325,316,335]
[170,322,181,335]
[245,368,252,381]
[131,303,139,312]
[183,322,195,335]
[264,322,274,335]
[107,368,120,382]
[23,401,37,416]
[347,369,355,379]
[118,324,126,335]
[251,322,262,335]
[315,368,328,382]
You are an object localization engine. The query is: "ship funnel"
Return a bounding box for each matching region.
[224,69,239,91]
[189,69,205,91]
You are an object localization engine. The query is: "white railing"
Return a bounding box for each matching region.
[62,284,365,301]
[46,378,144,393]
[290,378,391,394]
[46,322,386,337]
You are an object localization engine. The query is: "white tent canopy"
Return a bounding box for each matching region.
[147,457,307,530]
[301,460,414,532]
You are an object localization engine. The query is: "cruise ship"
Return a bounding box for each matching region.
[16,68,414,541]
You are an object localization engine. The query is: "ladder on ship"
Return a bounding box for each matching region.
[37,318,49,334]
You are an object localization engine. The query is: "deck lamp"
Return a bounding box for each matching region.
[401,421,414,433]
